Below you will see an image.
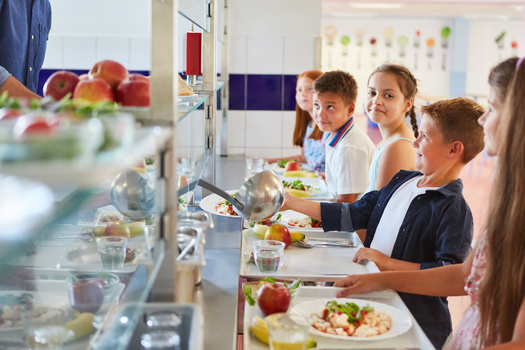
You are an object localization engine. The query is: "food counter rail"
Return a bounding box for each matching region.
[151,154,246,350]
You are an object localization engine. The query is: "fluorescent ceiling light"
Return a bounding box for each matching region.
[350,3,405,10]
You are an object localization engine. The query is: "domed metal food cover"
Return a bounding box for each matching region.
[110,169,155,219]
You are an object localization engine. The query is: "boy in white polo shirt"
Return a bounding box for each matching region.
[313,70,375,203]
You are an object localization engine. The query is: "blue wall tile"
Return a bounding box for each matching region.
[229,74,246,110]
[247,74,282,111]
[283,75,297,111]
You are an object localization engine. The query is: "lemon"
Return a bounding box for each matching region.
[284,188,313,197]
[253,224,269,239]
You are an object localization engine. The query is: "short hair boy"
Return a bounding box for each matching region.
[313,71,375,203]
[283,97,485,348]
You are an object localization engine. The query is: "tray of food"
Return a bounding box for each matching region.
[243,286,433,349]
[239,227,374,280]
[281,177,334,201]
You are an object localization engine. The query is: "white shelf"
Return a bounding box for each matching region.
[0,126,172,188]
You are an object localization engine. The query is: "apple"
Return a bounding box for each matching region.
[105,220,131,240]
[284,161,301,172]
[115,74,150,107]
[257,282,291,316]
[78,73,90,80]
[69,278,105,313]
[264,224,291,249]
[73,78,115,103]
[89,60,129,90]
[43,70,79,101]
[0,108,23,121]
[13,114,61,139]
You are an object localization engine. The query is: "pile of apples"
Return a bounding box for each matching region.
[43,60,150,107]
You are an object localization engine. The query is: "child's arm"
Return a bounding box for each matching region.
[336,193,357,204]
[375,140,416,190]
[353,248,421,271]
[334,248,475,298]
[281,192,322,221]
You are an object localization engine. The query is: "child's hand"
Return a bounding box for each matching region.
[353,248,389,270]
[333,273,385,298]
[279,192,295,212]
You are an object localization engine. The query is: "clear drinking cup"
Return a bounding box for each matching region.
[253,240,285,273]
[265,313,310,350]
[245,158,264,179]
[96,236,128,270]
[141,330,181,349]
[22,307,74,349]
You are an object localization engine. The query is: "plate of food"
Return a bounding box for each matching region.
[290,298,412,341]
[278,210,323,232]
[199,190,241,217]
[0,291,66,331]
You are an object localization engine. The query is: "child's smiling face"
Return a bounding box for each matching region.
[478,88,504,157]
[366,72,412,127]
[313,91,354,133]
[413,114,454,175]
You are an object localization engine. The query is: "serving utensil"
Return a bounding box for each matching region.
[292,239,355,248]
[179,170,284,221]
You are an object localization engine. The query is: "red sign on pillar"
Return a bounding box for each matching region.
[186,32,202,76]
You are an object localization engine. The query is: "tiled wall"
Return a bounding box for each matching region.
[225,0,322,157]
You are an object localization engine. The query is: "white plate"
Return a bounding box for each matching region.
[0,291,67,331]
[290,298,412,341]
[278,210,323,232]
[199,190,241,218]
[280,177,333,201]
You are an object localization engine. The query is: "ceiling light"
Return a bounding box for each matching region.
[349,3,405,10]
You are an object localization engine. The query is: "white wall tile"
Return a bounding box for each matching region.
[282,148,301,158]
[228,147,245,155]
[228,111,246,148]
[245,148,281,158]
[229,0,321,38]
[96,37,131,68]
[283,37,316,75]
[229,36,246,74]
[42,35,63,69]
[245,111,282,148]
[129,37,151,71]
[63,36,97,69]
[246,37,284,74]
[281,111,296,148]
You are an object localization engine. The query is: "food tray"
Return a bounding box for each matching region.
[239,229,377,281]
[244,287,435,349]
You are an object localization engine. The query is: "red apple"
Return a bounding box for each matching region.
[69,278,105,313]
[284,161,301,171]
[73,78,115,103]
[264,224,291,249]
[115,74,150,107]
[0,108,23,121]
[257,282,291,316]
[13,114,61,139]
[89,60,129,90]
[105,220,131,240]
[43,70,79,101]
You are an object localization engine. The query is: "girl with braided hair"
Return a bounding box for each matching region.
[364,64,419,193]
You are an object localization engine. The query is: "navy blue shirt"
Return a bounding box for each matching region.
[321,170,473,349]
[0,0,52,93]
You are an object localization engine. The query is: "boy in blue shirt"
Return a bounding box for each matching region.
[313,70,375,203]
[282,97,485,348]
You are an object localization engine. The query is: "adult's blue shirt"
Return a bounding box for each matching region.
[321,170,473,349]
[0,0,52,93]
